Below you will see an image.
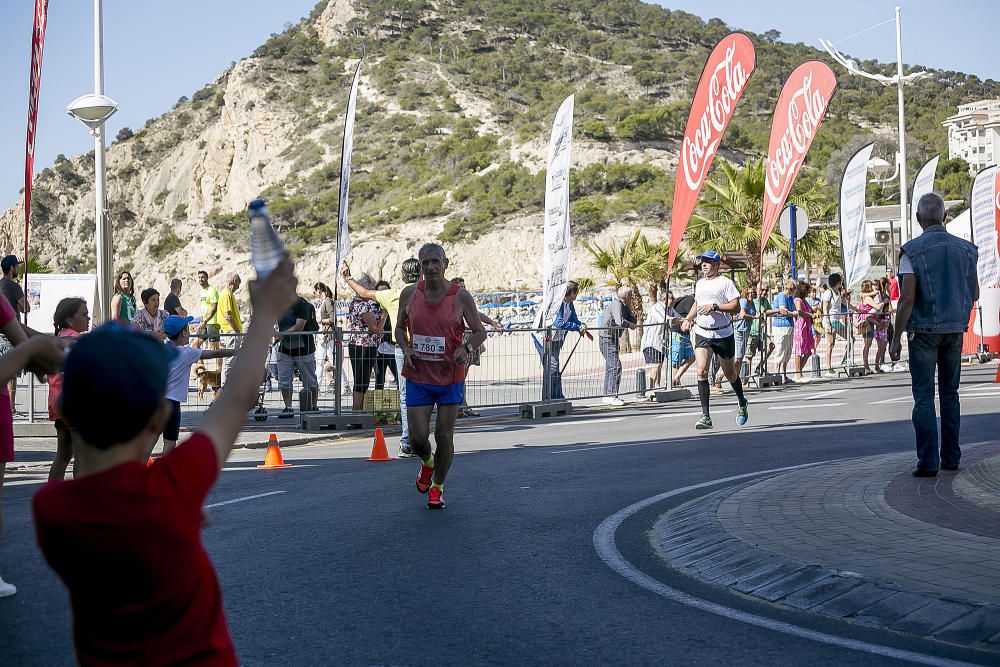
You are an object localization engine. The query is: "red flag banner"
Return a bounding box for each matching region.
[24,0,49,279]
[760,61,837,263]
[666,33,756,281]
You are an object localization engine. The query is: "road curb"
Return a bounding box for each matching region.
[651,473,1000,653]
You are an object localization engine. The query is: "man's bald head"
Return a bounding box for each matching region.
[915,193,945,229]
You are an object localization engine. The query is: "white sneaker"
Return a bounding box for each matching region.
[602,396,625,406]
[880,364,893,373]
[0,575,16,598]
[793,377,811,384]
[823,371,838,378]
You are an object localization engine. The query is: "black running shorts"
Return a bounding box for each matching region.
[694,333,736,360]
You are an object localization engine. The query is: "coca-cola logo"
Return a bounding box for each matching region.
[765,71,831,205]
[681,41,752,191]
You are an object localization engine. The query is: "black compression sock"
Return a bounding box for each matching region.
[730,377,747,407]
[698,380,711,416]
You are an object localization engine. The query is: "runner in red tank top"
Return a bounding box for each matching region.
[395,243,487,509]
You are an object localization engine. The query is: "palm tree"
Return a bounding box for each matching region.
[685,159,835,284]
[583,230,662,350]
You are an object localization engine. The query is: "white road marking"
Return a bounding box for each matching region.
[221,464,318,471]
[769,402,845,411]
[551,437,705,454]
[654,410,733,419]
[4,477,47,487]
[541,417,625,427]
[593,464,982,667]
[963,392,1000,399]
[205,490,286,508]
[803,389,848,400]
[872,395,914,405]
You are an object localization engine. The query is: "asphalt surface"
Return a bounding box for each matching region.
[2,365,999,665]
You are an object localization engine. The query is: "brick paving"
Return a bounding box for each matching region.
[651,442,1000,652]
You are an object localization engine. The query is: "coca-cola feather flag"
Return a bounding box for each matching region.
[760,61,837,261]
[667,33,756,282]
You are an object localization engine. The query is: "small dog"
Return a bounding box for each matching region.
[193,361,222,401]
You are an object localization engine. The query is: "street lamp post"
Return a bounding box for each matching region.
[821,7,931,269]
[66,0,117,323]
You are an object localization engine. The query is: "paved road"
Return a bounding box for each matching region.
[2,365,998,665]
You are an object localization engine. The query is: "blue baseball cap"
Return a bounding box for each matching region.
[163,315,194,338]
[696,250,723,263]
[60,323,178,449]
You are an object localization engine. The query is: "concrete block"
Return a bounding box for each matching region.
[812,582,896,619]
[651,388,692,403]
[519,401,572,419]
[14,422,55,437]
[751,568,830,602]
[853,591,933,627]
[890,599,977,636]
[301,412,373,432]
[782,576,862,610]
[933,606,1000,645]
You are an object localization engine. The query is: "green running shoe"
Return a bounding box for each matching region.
[695,415,713,430]
[736,402,749,426]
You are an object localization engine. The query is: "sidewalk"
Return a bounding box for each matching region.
[651,441,1000,653]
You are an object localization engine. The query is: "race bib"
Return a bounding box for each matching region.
[412,334,446,360]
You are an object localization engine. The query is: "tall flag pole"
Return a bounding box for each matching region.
[666,33,755,283]
[335,58,362,304]
[534,94,575,330]
[838,143,876,289]
[760,61,837,282]
[908,155,939,240]
[24,0,50,304]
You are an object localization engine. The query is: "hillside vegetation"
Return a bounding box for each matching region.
[4,0,994,288]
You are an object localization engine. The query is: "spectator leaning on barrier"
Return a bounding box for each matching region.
[131,288,169,342]
[275,295,320,418]
[641,290,673,390]
[747,286,772,376]
[48,298,90,482]
[768,280,796,382]
[0,256,27,417]
[791,282,816,383]
[599,285,637,406]
[163,278,186,317]
[312,282,337,391]
[733,287,755,378]
[32,258,298,665]
[452,277,500,418]
[821,273,846,377]
[213,274,243,386]
[341,258,421,458]
[890,193,979,478]
[345,273,384,411]
[549,280,591,401]
[158,316,235,457]
[194,271,219,348]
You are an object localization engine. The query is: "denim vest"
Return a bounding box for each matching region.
[899,225,979,334]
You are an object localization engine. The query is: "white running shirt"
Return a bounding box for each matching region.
[693,275,740,339]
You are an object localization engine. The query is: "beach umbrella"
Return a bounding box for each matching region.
[519,300,537,306]
[481,302,502,309]
[501,299,518,307]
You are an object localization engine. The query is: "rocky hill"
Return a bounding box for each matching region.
[2,0,996,297]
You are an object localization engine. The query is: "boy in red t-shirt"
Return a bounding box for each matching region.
[33,259,298,666]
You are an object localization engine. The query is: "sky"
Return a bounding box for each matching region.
[2,1,998,210]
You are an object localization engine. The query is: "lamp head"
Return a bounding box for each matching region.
[67,93,119,130]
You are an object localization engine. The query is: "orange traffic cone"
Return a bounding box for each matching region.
[368,428,393,462]
[257,434,293,469]
[995,363,1000,383]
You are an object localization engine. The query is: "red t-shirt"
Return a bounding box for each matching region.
[888,276,900,301]
[402,281,467,386]
[33,434,236,666]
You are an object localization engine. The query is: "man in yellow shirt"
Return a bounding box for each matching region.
[212,273,242,384]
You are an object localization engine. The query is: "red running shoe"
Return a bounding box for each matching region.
[416,462,433,494]
[427,486,445,509]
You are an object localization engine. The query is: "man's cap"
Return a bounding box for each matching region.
[163,315,194,338]
[1,255,20,272]
[60,323,178,448]
[696,250,722,263]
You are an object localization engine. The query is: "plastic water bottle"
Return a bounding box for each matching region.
[248,198,285,278]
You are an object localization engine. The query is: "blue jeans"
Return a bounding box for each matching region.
[599,335,622,396]
[908,332,963,471]
[547,338,565,400]
[393,347,409,446]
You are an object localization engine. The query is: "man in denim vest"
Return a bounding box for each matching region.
[890,194,979,477]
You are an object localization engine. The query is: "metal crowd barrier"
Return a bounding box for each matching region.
[6,311,926,428]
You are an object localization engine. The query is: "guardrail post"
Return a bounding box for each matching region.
[334,327,343,416]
